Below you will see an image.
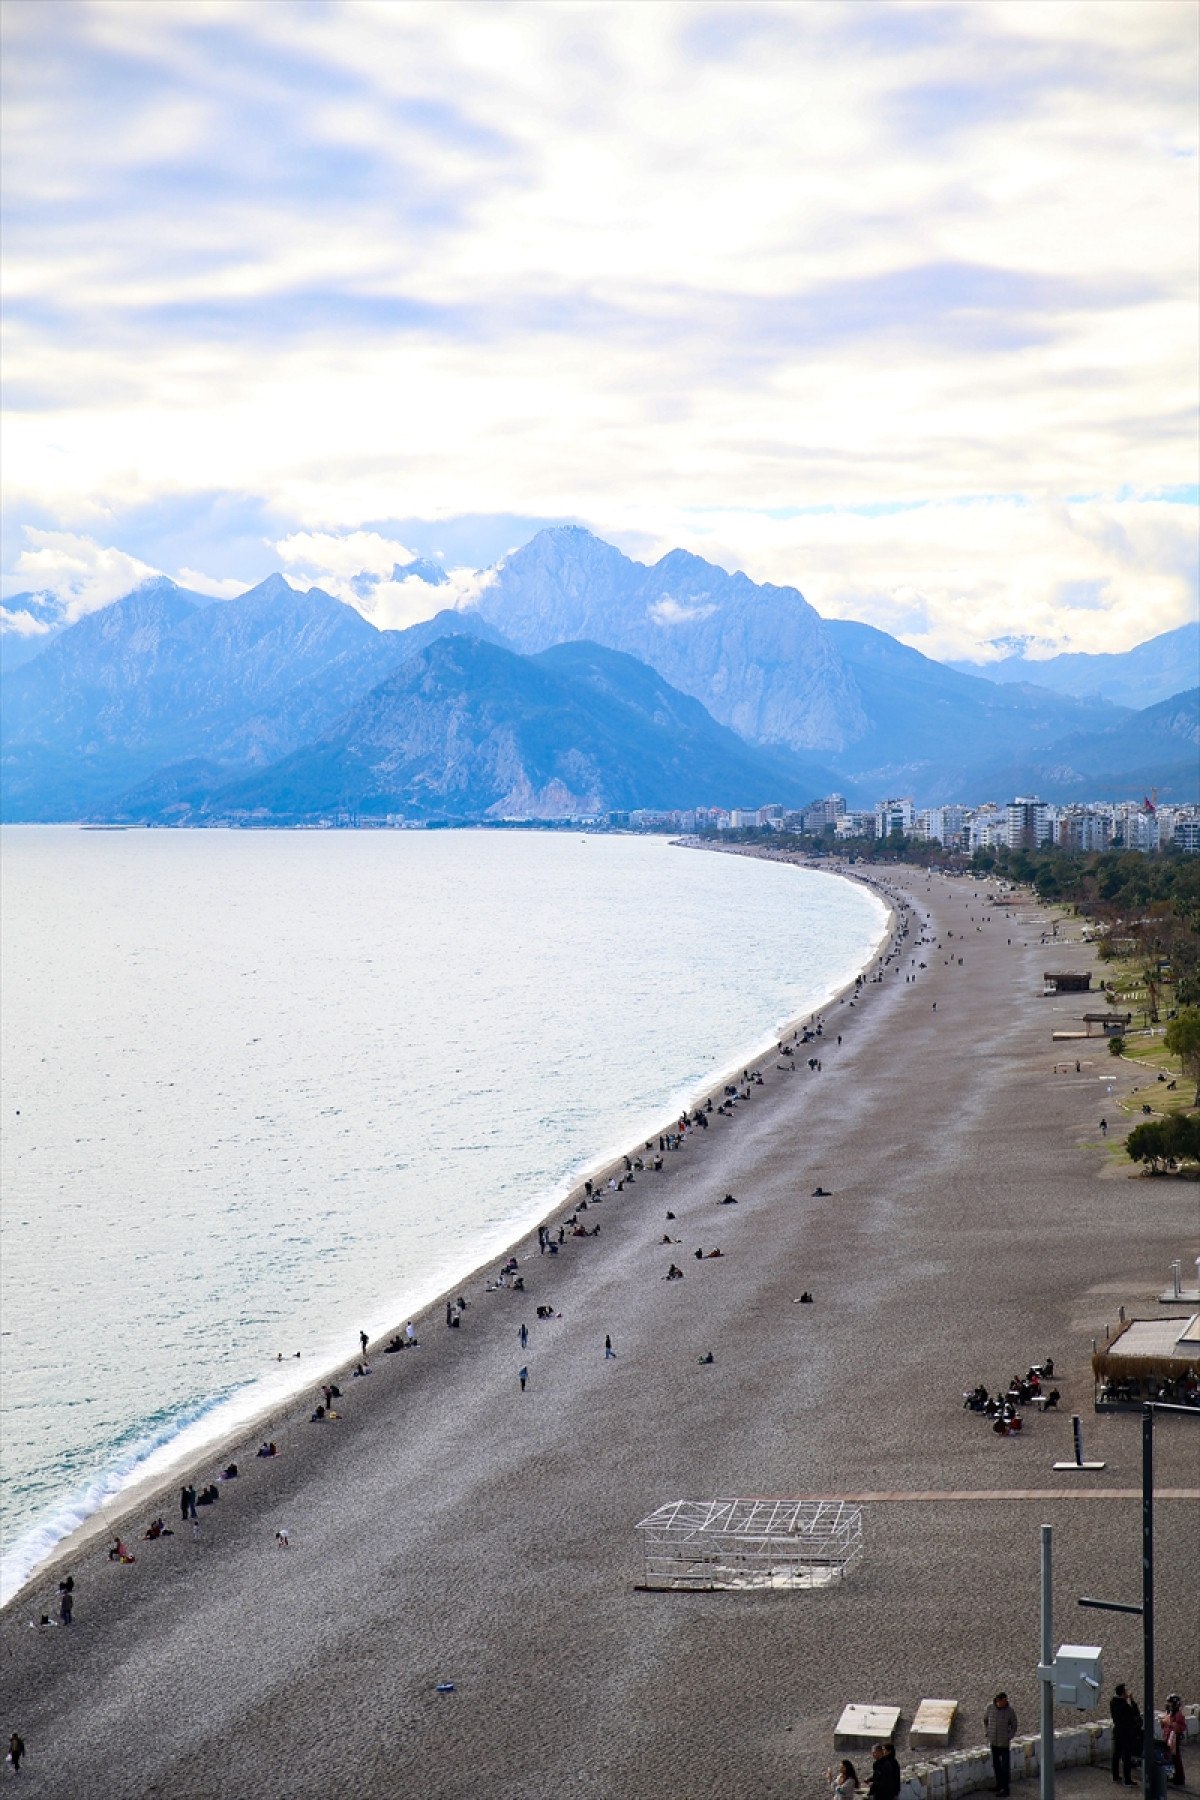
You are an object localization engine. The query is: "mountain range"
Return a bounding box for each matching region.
[950,624,1199,710]
[1,527,1196,822]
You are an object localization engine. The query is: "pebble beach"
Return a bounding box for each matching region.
[2,860,1196,1800]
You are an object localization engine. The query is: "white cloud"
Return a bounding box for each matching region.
[272,528,493,630]
[176,567,249,599]
[620,495,1197,662]
[10,530,161,623]
[1,0,1196,654]
[0,606,52,639]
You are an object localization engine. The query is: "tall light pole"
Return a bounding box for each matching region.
[1078,1402,1197,1800]
[1041,1524,1055,1800]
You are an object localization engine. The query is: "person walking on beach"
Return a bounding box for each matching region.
[359,1330,369,1357]
[519,1322,529,1349]
[7,1732,25,1775]
[58,1582,73,1626]
[985,1693,1018,1796]
[183,1484,197,1522]
[519,1365,528,1391]
[605,1335,615,1359]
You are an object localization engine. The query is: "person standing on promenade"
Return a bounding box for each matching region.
[868,1743,900,1800]
[1111,1684,1139,1785]
[1161,1695,1187,1788]
[985,1693,1018,1796]
[519,1366,528,1392]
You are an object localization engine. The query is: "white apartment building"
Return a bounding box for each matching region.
[875,797,915,838]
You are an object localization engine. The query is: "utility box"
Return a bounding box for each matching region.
[1053,1645,1103,1708]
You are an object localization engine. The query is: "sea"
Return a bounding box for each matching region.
[0,826,887,1603]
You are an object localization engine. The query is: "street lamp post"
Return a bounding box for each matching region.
[1078,1402,1197,1800]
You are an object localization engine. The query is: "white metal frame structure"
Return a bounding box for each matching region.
[635,1497,863,1591]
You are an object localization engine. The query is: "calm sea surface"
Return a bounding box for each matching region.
[0,827,886,1600]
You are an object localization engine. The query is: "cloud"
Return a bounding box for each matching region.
[1,0,1196,656]
[624,494,1197,662]
[176,567,247,599]
[648,596,718,626]
[8,529,161,622]
[272,527,493,630]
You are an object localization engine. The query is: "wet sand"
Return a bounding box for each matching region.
[2,863,1197,1800]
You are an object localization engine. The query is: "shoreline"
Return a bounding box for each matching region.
[3,857,1195,1800]
[2,856,898,1609]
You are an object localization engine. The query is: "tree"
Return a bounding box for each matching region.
[1163,1007,1200,1106]
[1109,1035,1125,1057]
[1125,1113,1200,1174]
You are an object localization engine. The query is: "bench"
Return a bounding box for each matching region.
[911,1700,958,1747]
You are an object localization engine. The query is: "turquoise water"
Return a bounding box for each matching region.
[0,827,886,1600]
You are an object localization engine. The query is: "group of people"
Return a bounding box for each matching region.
[963,1361,1059,1435]
[827,1742,901,1800]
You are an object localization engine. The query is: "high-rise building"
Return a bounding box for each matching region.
[1005,796,1051,850]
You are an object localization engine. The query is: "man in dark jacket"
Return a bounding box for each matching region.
[1111,1684,1140,1786]
[868,1742,901,1800]
[985,1694,1019,1796]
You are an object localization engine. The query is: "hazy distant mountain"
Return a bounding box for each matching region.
[951,623,1199,710]
[0,576,408,819]
[0,576,219,675]
[827,620,1126,801]
[1,592,67,674]
[3,532,1189,822]
[471,525,866,752]
[128,636,838,823]
[962,687,1199,805]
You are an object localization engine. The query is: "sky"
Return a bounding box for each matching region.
[2,0,1197,661]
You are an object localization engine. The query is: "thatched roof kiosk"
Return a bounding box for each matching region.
[1092,1315,1200,1409]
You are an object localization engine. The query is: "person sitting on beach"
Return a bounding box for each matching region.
[722,1193,738,1205]
[352,1361,371,1377]
[109,1536,136,1562]
[256,1441,277,1457]
[694,1247,704,1259]
[799,1291,813,1303]
[311,1405,327,1421]
[666,1264,684,1280]
[221,1462,238,1479]
[706,1249,723,1258]
[699,1351,714,1364]
[143,1518,169,1539]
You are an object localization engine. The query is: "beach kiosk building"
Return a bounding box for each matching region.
[1092,1314,1200,1409]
